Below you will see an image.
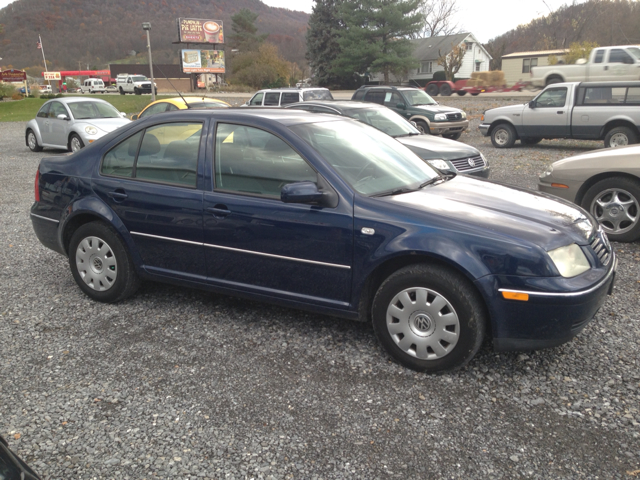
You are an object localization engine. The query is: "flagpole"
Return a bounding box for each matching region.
[38,34,50,88]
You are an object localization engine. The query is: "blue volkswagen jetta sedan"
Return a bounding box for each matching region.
[30,109,616,372]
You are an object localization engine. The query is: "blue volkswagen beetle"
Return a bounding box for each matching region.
[30,109,616,372]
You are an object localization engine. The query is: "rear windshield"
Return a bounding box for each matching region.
[303,89,333,101]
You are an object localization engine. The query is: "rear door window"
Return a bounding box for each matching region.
[364,90,386,105]
[281,92,300,105]
[264,92,280,106]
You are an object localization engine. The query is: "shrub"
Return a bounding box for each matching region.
[0,81,17,99]
[12,92,24,100]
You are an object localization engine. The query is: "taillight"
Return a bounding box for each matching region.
[34,170,40,202]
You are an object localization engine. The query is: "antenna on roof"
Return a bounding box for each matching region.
[153,63,191,108]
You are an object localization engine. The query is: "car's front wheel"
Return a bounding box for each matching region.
[372,264,486,373]
[582,177,640,242]
[491,123,516,148]
[26,130,43,152]
[68,222,140,303]
[415,120,430,135]
[69,133,84,152]
[134,88,141,95]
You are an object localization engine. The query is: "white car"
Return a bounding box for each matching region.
[244,87,333,107]
[25,97,130,152]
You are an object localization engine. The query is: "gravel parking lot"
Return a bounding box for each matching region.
[1,96,639,479]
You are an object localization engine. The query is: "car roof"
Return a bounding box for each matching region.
[356,85,420,91]
[50,96,113,105]
[256,87,329,92]
[286,100,384,111]
[150,97,230,107]
[138,107,344,127]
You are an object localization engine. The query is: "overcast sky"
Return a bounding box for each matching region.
[0,0,586,44]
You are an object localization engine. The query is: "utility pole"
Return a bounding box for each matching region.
[142,22,156,102]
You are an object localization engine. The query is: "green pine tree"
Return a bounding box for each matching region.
[334,0,423,84]
[306,0,345,87]
[228,9,268,53]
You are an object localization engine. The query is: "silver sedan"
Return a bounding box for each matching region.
[538,144,640,242]
[25,97,130,153]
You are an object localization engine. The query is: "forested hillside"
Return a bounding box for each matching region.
[0,0,308,71]
[485,0,640,69]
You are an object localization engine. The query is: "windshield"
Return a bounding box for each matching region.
[289,120,438,196]
[343,106,419,137]
[132,76,148,82]
[69,101,121,119]
[401,89,437,106]
[302,89,333,101]
[628,47,640,60]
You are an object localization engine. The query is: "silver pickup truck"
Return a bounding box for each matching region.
[479,81,640,148]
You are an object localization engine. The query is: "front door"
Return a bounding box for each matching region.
[521,86,571,137]
[203,122,354,306]
[92,121,207,279]
[42,101,70,147]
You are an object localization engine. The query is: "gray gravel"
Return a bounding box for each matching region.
[1,96,639,479]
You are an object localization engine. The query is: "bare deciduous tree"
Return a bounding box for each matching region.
[437,43,465,81]
[417,0,460,38]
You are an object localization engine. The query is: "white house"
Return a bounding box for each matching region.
[370,32,492,84]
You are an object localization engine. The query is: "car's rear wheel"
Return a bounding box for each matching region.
[443,132,462,140]
[581,177,640,242]
[415,120,430,135]
[69,222,139,302]
[26,130,42,152]
[491,123,516,148]
[372,264,486,373]
[69,134,84,152]
[604,126,638,148]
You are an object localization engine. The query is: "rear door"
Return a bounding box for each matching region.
[92,121,208,278]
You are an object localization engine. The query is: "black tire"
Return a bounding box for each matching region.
[443,132,462,140]
[26,129,42,152]
[604,126,638,148]
[134,88,141,95]
[439,83,452,96]
[490,123,516,148]
[471,92,480,96]
[456,90,467,96]
[426,83,439,97]
[119,87,125,95]
[68,222,140,303]
[521,137,542,145]
[372,264,486,373]
[415,120,430,135]
[581,177,640,242]
[69,133,84,152]
[546,75,563,86]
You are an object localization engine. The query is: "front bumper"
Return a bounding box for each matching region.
[475,256,617,351]
[429,119,469,135]
[478,123,490,137]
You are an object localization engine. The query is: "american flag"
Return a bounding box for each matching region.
[37,42,42,49]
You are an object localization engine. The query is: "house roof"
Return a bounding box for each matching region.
[502,49,569,59]
[411,33,492,61]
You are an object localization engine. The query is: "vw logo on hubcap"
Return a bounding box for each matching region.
[92,257,103,272]
[414,314,431,332]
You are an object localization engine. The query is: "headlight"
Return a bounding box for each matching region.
[85,126,98,135]
[547,244,590,277]
[461,111,467,119]
[480,152,488,166]
[434,113,447,121]
[541,165,554,178]
[427,159,450,170]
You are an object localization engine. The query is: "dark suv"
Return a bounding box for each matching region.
[352,86,468,139]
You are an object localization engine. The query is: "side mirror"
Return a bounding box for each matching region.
[0,435,42,479]
[396,103,406,110]
[281,181,325,204]
[120,112,127,118]
[56,114,69,121]
[528,101,536,109]
[410,121,418,128]
[131,114,139,120]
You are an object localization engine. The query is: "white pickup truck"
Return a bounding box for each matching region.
[531,45,640,87]
[116,74,157,95]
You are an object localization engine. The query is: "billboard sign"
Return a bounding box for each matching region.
[181,50,225,74]
[0,69,27,82]
[44,72,62,81]
[179,18,224,44]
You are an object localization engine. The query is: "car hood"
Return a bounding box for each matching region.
[80,118,131,133]
[551,143,640,172]
[397,134,479,161]
[384,175,594,249]
[485,103,526,119]
[411,104,461,114]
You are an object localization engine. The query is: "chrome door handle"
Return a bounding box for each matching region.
[206,206,231,218]
[557,111,564,114]
[107,191,128,201]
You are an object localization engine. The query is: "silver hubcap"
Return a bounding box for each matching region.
[71,137,82,152]
[591,188,639,235]
[494,129,509,146]
[75,236,117,291]
[609,133,629,148]
[28,133,36,149]
[386,287,460,360]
